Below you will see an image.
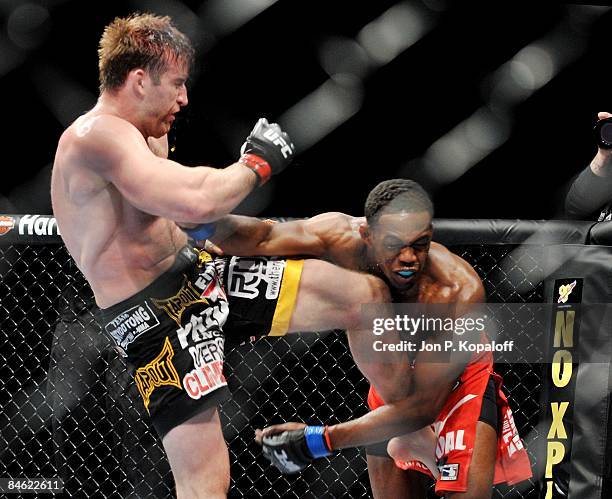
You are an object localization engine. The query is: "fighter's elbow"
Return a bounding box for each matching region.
[179,196,219,223]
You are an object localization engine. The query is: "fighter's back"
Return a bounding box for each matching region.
[51,111,186,308]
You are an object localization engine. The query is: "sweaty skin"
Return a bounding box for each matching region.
[209,212,483,307]
[208,212,490,495]
[52,118,187,307]
[208,211,484,436]
[51,60,258,308]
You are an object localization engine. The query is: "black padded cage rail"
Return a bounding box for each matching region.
[0,215,610,498]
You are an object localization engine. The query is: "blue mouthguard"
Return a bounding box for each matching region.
[398,270,415,278]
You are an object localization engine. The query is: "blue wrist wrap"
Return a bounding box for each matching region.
[184,223,217,241]
[304,426,331,458]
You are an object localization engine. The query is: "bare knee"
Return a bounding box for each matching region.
[173,460,229,499]
[175,482,228,499]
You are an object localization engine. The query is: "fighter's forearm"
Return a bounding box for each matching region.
[210,215,274,255]
[193,163,259,221]
[327,394,435,450]
[211,215,326,258]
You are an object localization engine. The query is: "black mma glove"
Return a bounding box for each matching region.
[239,118,295,185]
[261,426,332,474]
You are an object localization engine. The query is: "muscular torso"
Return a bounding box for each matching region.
[324,214,486,395]
[51,113,187,308]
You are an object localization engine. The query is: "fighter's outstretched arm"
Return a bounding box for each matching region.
[76,115,293,223]
[328,357,459,447]
[255,278,485,474]
[256,353,461,447]
[202,212,354,259]
[77,115,257,222]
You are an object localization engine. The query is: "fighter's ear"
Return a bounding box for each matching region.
[126,68,147,96]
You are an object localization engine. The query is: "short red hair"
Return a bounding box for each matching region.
[98,13,194,92]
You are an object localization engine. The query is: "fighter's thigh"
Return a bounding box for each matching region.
[162,407,229,498]
[287,259,389,333]
[446,421,497,499]
[367,454,428,499]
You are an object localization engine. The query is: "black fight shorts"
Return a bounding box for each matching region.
[219,256,305,343]
[98,248,305,438]
[98,246,231,439]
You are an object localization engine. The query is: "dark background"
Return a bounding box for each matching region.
[0,0,610,220]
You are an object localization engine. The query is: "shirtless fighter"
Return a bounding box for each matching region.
[51,14,410,498]
[202,179,532,497]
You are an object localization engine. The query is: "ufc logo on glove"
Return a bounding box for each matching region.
[263,129,293,158]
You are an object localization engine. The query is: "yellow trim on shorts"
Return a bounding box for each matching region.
[268,259,304,337]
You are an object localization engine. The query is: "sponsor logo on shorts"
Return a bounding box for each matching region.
[395,460,431,474]
[176,309,227,366]
[194,268,227,303]
[176,304,228,347]
[439,463,459,481]
[213,257,227,282]
[151,275,209,326]
[134,337,181,413]
[435,429,467,460]
[18,215,60,236]
[0,216,15,236]
[189,336,225,368]
[227,257,285,299]
[502,407,524,457]
[183,359,227,400]
[105,303,160,351]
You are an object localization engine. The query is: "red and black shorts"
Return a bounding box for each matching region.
[366,359,532,495]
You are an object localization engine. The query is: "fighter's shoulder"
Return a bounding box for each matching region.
[305,212,362,242]
[63,114,141,154]
[306,212,355,229]
[59,114,145,172]
[429,242,484,303]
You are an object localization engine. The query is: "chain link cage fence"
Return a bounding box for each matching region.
[0,238,546,498]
